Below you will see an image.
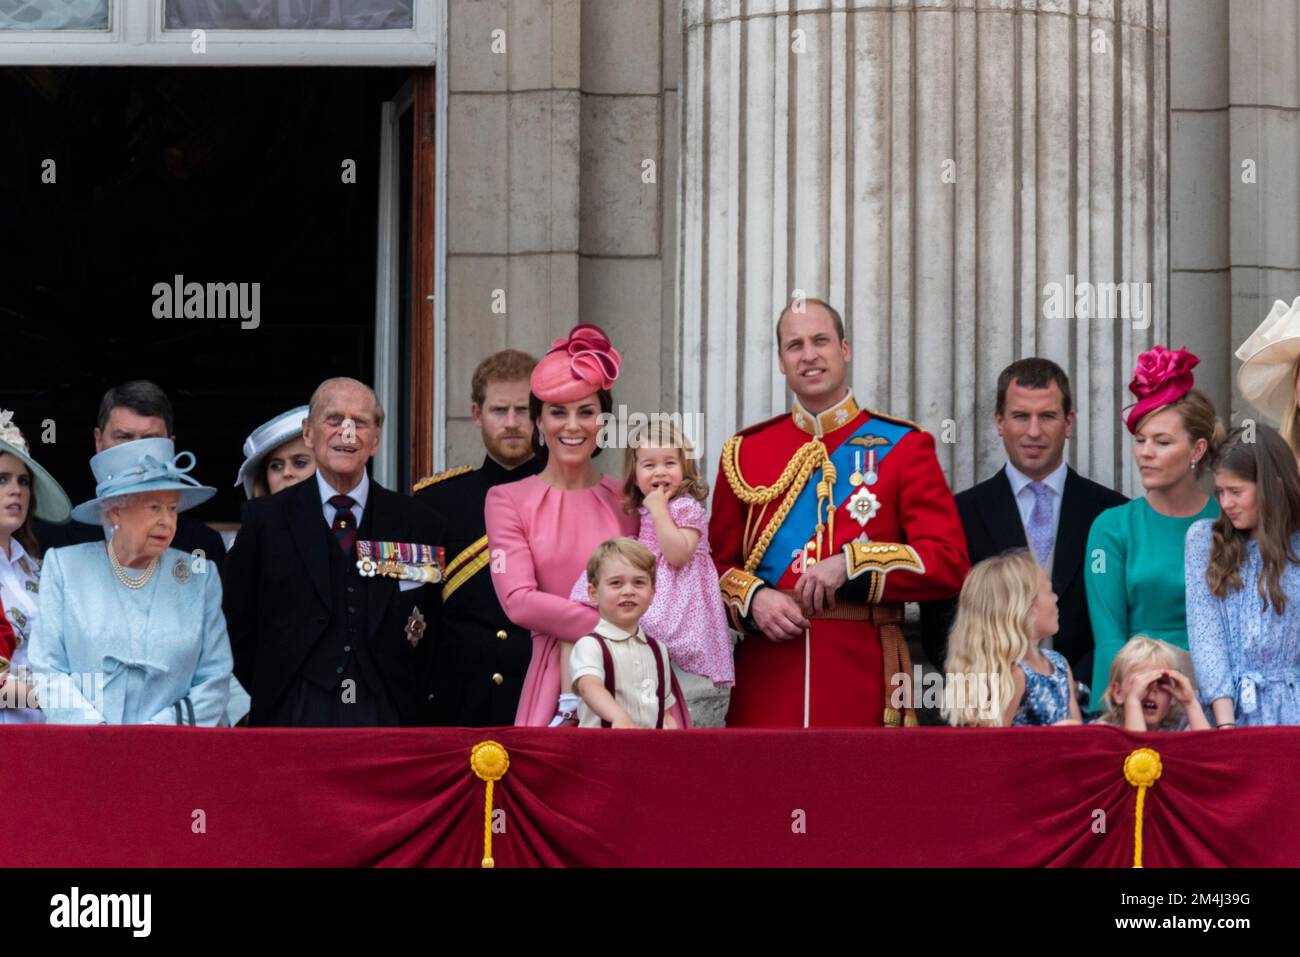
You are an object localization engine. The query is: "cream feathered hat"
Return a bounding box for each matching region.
[1236,295,1300,425]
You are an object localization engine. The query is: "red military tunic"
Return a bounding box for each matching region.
[709,390,969,727]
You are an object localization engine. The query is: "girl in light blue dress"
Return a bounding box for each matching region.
[1186,425,1300,728]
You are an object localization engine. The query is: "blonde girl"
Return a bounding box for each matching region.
[1093,635,1209,731]
[943,550,1081,727]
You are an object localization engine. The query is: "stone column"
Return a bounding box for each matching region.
[444,0,584,466]
[678,0,1169,494]
[444,0,682,473]
[1170,0,1300,429]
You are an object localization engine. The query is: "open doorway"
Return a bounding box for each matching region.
[0,65,428,525]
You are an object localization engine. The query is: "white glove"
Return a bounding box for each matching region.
[547,692,581,727]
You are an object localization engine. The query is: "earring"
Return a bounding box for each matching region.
[1190,459,1199,472]
[536,432,545,448]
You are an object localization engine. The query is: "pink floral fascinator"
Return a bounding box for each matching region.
[1124,345,1200,434]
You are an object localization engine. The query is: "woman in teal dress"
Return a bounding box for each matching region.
[28,437,232,725]
[1086,347,1225,705]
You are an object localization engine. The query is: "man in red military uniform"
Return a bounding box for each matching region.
[709,298,969,727]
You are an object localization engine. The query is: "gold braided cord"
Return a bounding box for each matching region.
[722,433,849,573]
[748,444,826,572]
[442,548,491,603]
[815,459,837,561]
[722,434,825,505]
[742,498,758,561]
[724,432,816,566]
[470,741,510,868]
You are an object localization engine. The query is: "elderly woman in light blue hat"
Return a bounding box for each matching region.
[235,405,315,499]
[27,438,233,725]
[0,418,71,724]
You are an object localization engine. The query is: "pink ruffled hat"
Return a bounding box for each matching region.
[1123,345,1200,434]
[531,323,622,403]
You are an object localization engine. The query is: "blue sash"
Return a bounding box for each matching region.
[754,415,913,584]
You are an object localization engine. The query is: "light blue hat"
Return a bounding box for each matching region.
[233,405,310,499]
[70,437,216,525]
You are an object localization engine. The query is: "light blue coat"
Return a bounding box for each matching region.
[27,543,232,725]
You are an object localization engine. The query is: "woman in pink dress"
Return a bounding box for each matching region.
[485,324,691,727]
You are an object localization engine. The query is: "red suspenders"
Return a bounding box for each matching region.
[592,634,667,729]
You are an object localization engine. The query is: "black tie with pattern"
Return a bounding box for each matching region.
[329,494,358,554]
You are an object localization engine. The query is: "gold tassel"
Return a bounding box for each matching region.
[470,741,510,868]
[1123,748,1162,868]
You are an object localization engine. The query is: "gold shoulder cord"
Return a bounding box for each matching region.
[722,434,836,573]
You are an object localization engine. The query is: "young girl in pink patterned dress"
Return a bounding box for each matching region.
[570,422,734,690]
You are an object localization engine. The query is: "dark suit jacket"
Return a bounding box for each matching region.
[35,515,227,574]
[919,466,1127,687]
[222,474,446,726]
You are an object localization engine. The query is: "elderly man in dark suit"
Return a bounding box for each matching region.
[920,359,1126,709]
[223,377,445,726]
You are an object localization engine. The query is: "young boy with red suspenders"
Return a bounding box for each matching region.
[570,538,685,729]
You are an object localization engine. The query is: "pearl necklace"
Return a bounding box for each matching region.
[107,542,157,590]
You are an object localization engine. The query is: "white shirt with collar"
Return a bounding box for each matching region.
[1004,458,1068,551]
[317,469,370,530]
[1,538,45,724]
[0,537,40,643]
[569,616,678,729]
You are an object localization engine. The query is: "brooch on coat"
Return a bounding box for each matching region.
[356,540,446,584]
[847,486,881,527]
[405,607,427,648]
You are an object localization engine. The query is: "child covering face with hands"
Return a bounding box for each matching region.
[1094,635,1210,731]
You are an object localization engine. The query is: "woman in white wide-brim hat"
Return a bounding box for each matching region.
[225,406,314,726]
[26,437,233,725]
[1236,295,1300,457]
[234,405,315,499]
[0,418,71,724]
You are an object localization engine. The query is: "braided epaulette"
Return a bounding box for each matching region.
[412,465,473,493]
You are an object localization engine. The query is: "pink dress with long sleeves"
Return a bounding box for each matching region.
[486,473,692,727]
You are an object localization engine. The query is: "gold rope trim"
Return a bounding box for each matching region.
[471,741,510,868]
[721,434,834,573]
[412,464,473,493]
[1123,747,1162,868]
[443,548,492,603]
[445,535,489,578]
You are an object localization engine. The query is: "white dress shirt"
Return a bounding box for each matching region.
[570,617,678,728]
[0,537,39,642]
[0,538,44,724]
[317,470,370,529]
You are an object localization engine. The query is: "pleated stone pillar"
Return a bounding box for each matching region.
[677,0,1168,494]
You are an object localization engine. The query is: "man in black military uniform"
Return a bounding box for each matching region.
[415,349,541,726]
